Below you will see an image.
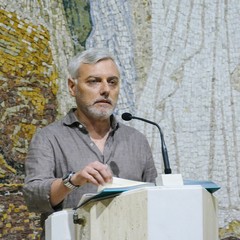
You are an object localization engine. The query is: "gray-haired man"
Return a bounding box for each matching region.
[23,48,157,237]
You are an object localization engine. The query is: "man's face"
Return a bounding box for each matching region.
[69,59,120,120]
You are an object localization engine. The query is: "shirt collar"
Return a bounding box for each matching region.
[63,108,79,126]
[63,108,119,132]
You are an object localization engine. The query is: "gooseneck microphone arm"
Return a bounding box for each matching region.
[122,112,172,174]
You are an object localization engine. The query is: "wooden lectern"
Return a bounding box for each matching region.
[45,185,218,240]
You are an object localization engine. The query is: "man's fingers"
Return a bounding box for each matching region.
[89,163,112,184]
[102,164,113,183]
[88,168,106,185]
[74,161,113,187]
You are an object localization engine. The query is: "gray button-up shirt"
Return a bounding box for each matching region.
[23,108,157,222]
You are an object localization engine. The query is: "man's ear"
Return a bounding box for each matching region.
[68,78,76,97]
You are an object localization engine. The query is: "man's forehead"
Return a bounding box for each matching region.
[78,59,120,75]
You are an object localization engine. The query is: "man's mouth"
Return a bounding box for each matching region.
[94,99,112,105]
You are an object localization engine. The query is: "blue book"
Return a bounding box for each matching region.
[184,179,221,193]
[75,178,221,209]
[76,178,154,208]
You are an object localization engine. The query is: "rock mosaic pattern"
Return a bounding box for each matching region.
[0,8,58,173]
[62,0,92,53]
[0,8,58,239]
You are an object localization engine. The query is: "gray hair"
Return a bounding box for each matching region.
[68,48,119,79]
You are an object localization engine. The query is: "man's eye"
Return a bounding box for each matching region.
[108,79,118,85]
[88,79,98,84]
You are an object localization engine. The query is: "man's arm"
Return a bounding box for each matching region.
[50,161,113,207]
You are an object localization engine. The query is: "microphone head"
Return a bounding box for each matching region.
[121,112,132,121]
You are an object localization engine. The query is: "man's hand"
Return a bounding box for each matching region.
[71,161,113,186]
[50,161,112,207]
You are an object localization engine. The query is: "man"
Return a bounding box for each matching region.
[23,48,157,234]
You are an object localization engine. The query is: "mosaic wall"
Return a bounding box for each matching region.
[0,8,58,239]
[0,0,240,239]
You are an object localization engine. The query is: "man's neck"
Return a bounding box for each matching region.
[74,110,111,139]
[88,123,111,139]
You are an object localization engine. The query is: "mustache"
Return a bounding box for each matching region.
[93,98,112,105]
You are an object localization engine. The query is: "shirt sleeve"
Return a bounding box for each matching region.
[22,129,60,213]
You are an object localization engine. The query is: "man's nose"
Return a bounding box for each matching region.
[100,81,110,95]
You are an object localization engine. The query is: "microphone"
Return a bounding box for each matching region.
[122,112,172,174]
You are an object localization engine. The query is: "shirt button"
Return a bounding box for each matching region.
[79,125,83,128]
[90,142,94,147]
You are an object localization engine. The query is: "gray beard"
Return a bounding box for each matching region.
[87,106,114,120]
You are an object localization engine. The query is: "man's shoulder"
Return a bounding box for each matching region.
[35,109,77,135]
[34,117,65,137]
[118,122,145,137]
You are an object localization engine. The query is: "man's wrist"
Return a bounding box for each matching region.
[62,172,79,190]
